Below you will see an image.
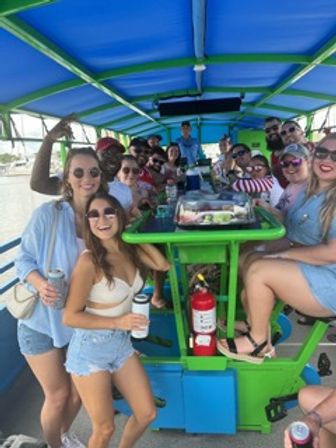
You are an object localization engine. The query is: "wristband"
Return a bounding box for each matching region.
[307,410,322,429]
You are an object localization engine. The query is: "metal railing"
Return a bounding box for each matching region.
[0,237,21,299]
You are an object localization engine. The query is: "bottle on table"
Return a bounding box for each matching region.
[165,178,178,203]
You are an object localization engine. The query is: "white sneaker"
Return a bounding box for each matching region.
[61,431,85,448]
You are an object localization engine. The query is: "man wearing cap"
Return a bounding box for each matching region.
[147,134,162,149]
[30,115,133,211]
[276,143,310,213]
[95,136,133,211]
[176,121,205,166]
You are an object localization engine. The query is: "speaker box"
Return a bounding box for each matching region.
[158,98,241,116]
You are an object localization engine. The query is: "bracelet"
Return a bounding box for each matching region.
[307,410,322,428]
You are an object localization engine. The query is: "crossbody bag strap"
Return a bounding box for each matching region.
[44,201,60,276]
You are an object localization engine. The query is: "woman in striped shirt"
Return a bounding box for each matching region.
[232,154,283,207]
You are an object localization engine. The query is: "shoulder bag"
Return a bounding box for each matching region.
[7,202,60,319]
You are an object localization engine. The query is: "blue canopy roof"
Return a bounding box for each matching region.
[0,0,335,143]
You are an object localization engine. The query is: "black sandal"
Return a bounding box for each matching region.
[217,331,275,365]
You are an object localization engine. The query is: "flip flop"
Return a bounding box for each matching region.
[217,332,275,365]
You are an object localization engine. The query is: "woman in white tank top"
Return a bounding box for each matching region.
[63,192,170,448]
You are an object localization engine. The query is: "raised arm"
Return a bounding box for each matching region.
[136,243,171,271]
[30,114,76,195]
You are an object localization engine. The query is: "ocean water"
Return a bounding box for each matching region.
[0,175,50,242]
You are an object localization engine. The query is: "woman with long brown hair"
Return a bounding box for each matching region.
[63,192,170,448]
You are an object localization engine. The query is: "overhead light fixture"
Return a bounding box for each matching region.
[158,97,242,116]
[193,64,206,72]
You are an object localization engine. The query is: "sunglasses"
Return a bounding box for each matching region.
[265,124,280,134]
[314,147,336,162]
[232,149,248,159]
[152,158,165,166]
[72,167,101,179]
[280,158,303,168]
[246,164,266,173]
[87,207,117,221]
[280,126,299,136]
[121,166,140,175]
[134,148,152,155]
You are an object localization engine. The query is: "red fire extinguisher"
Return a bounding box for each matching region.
[190,274,217,356]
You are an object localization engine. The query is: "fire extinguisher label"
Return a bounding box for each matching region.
[195,334,212,346]
[193,308,216,333]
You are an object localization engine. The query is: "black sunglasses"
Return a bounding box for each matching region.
[87,207,117,221]
[72,167,101,179]
[121,166,140,175]
[134,148,152,155]
[280,158,303,168]
[152,158,165,166]
[265,124,280,134]
[280,126,298,136]
[232,149,248,159]
[314,147,336,162]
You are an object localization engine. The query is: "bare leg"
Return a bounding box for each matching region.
[299,386,336,448]
[114,354,156,448]
[72,371,114,448]
[61,379,82,434]
[151,270,167,308]
[220,259,332,354]
[26,348,76,448]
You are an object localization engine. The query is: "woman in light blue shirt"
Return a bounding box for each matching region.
[217,133,336,364]
[16,125,107,448]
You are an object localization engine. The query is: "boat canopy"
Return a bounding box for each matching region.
[0,0,335,143]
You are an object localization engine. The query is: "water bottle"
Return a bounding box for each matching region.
[165,179,178,203]
[289,422,313,447]
[47,269,67,309]
[131,293,150,339]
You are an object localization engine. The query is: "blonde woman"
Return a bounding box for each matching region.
[218,134,336,363]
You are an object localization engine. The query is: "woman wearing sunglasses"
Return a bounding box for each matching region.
[15,146,107,447]
[217,134,336,364]
[232,154,283,207]
[63,192,170,448]
[117,155,156,217]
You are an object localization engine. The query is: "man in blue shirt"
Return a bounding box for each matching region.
[176,120,205,165]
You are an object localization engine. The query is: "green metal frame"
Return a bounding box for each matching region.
[122,207,329,433]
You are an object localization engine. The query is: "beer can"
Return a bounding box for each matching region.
[47,269,67,309]
[289,421,313,447]
[131,293,150,339]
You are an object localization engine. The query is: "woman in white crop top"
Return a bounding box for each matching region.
[63,192,170,448]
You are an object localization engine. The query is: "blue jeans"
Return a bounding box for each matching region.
[65,329,134,376]
[17,323,58,355]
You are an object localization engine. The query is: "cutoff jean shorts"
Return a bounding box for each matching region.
[17,323,60,356]
[65,329,134,376]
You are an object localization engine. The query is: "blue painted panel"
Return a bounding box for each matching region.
[183,370,237,434]
[114,364,185,429]
[0,308,26,393]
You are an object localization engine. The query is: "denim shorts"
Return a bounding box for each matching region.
[17,323,57,356]
[65,329,134,376]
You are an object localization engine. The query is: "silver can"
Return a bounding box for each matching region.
[47,269,67,309]
[131,294,150,339]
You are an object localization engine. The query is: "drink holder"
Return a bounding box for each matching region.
[265,393,298,422]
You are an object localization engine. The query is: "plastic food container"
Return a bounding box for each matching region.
[174,190,255,229]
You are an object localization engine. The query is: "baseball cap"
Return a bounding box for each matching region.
[95,137,125,153]
[280,143,309,160]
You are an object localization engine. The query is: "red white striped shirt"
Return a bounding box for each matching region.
[232,176,273,194]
